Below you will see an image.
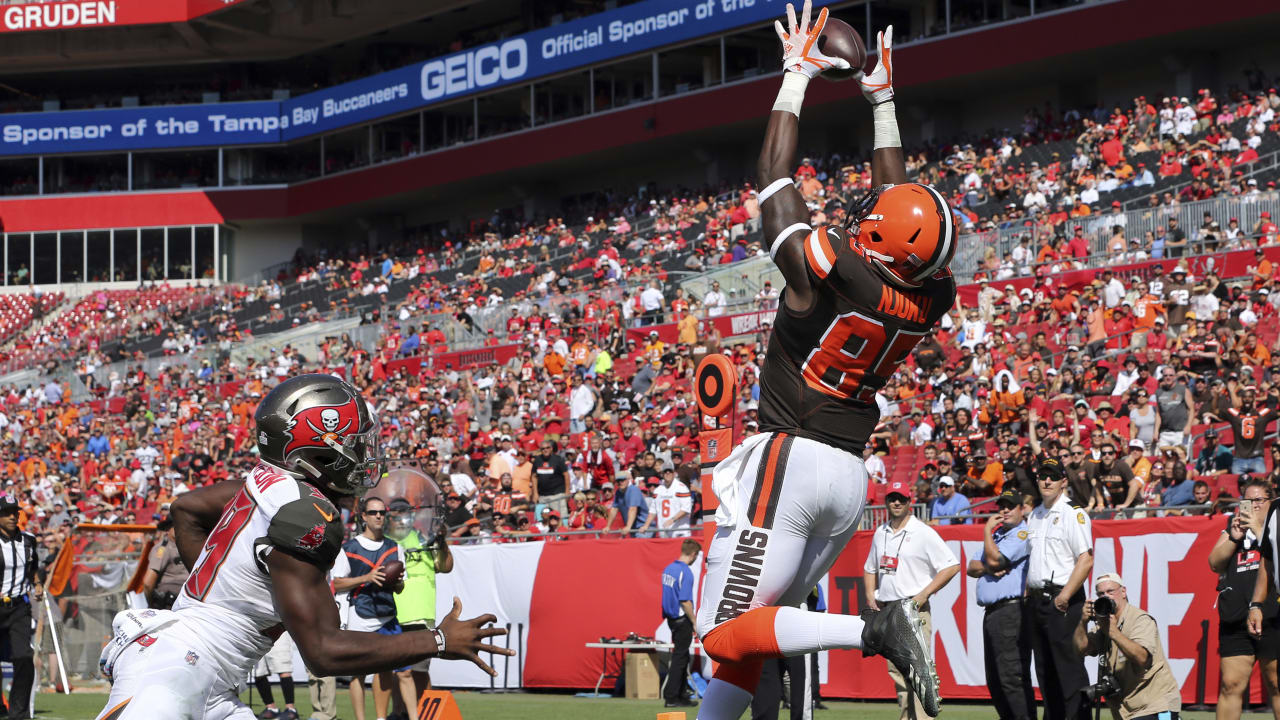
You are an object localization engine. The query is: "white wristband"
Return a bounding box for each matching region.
[757,178,795,205]
[771,223,812,260]
[772,72,810,118]
[872,100,901,149]
[432,628,447,654]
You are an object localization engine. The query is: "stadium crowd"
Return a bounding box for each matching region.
[0,80,1278,586]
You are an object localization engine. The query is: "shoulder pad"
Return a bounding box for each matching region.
[245,464,308,513]
[264,493,343,568]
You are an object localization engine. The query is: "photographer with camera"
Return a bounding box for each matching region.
[1073,573,1182,720]
[1208,475,1280,720]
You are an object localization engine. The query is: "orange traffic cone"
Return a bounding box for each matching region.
[415,689,463,720]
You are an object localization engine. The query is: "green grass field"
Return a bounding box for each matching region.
[28,691,1222,720]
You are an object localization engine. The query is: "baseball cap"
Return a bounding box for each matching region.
[1128,439,1145,450]
[885,480,912,500]
[1039,458,1066,481]
[0,494,18,512]
[388,497,413,513]
[938,476,955,487]
[995,489,1021,508]
[1095,572,1125,589]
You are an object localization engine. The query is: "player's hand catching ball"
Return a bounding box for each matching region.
[775,0,852,79]
[859,24,895,105]
[436,597,515,676]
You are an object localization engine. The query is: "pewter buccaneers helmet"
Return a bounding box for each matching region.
[255,373,382,495]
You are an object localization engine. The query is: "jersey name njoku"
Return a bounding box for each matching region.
[171,462,343,680]
[759,224,956,456]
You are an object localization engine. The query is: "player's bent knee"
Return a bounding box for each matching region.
[118,684,198,719]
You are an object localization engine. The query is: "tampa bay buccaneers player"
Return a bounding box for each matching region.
[94,374,510,720]
[695,3,955,719]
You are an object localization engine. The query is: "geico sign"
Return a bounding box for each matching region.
[421,40,527,101]
[4,1,117,31]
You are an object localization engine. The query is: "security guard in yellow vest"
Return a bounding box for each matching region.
[387,497,453,697]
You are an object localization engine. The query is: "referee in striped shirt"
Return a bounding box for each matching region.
[0,493,41,720]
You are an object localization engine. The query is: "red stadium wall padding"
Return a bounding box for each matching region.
[523,537,686,689]
[481,516,1226,703]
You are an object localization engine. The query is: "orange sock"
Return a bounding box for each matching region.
[701,606,783,664]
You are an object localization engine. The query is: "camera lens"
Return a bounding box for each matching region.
[1094,596,1114,616]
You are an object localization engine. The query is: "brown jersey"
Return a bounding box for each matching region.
[758,225,956,455]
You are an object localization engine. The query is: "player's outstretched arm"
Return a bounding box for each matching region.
[268,549,513,676]
[759,0,850,311]
[171,479,245,570]
[859,26,907,187]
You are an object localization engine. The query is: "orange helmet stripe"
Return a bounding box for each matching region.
[914,183,954,280]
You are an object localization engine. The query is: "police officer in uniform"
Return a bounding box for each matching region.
[968,490,1034,720]
[0,494,40,720]
[142,516,187,609]
[1025,459,1093,720]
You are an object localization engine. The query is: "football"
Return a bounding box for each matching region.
[380,560,405,586]
[817,17,867,81]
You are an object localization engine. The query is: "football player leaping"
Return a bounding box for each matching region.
[94,374,512,720]
[695,3,956,718]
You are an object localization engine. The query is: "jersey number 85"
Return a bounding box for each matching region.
[801,311,925,402]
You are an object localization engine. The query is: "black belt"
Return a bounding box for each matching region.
[0,594,27,605]
[1031,583,1080,601]
[983,597,1022,611]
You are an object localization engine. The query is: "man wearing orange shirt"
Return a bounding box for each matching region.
[1250,249,1273,289]
[1242,333,1272,366]
[1129,282,1164,347]
[962,449,1004,498]
[544,350,567,377]
[569,335,592,375]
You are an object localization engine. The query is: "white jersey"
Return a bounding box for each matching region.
[652,479,693,536]
[171,462,343,682]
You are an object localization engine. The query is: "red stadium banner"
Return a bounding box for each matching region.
[0,0,251,33]
[823,515,1222,703]
[955,246,1280,305]
[474,515,1227,702]
[374,345,521,378]
[629,309,774,345]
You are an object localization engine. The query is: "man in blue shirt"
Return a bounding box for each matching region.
[86,429,110,456]
[967,490,1033,720]
[1194,427,1233,477]
[661,539,701,708]
[930,477,971,525]
[613,472,650,535]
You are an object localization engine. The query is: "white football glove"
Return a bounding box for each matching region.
[774,0,852,80]
[859,25,895,105]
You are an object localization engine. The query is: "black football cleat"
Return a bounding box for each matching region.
[860,598,941,716]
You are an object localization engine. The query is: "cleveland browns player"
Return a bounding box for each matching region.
[94,374,510,720]
[695,3,954,718]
